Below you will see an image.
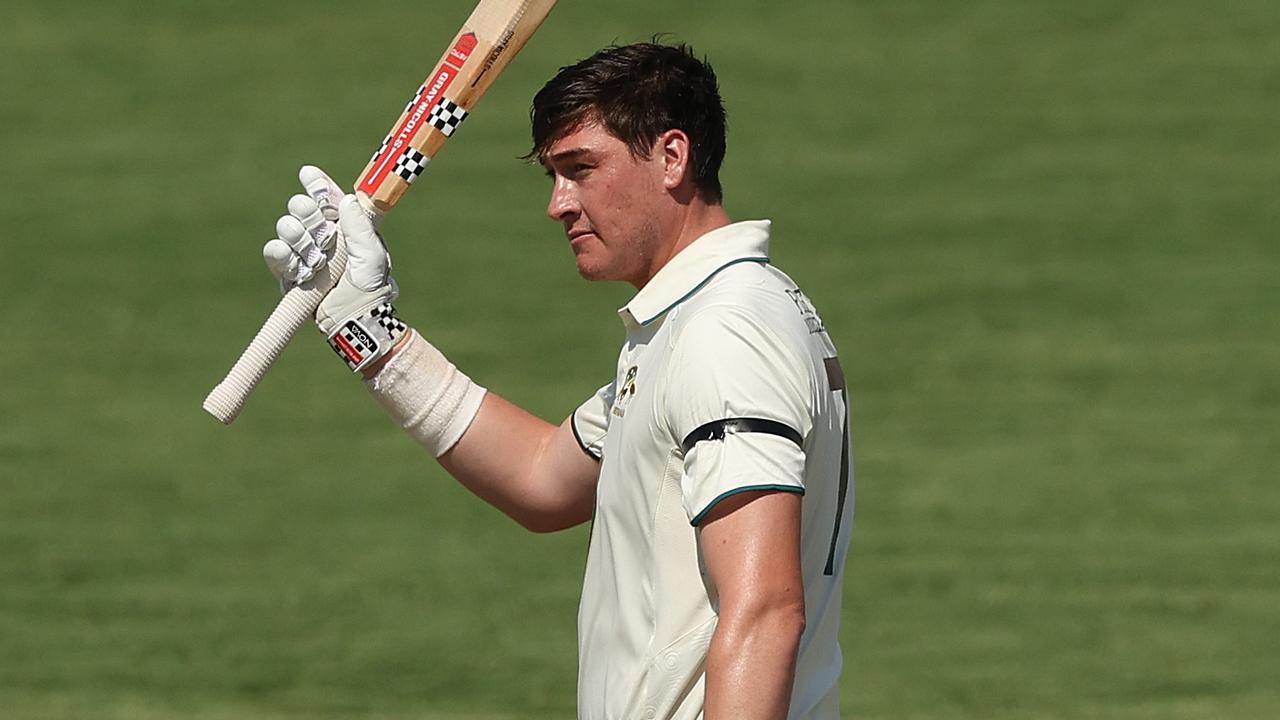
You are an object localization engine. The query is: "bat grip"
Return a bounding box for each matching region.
[202,222,351,424]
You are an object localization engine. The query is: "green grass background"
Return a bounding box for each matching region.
[2,1,1277,718]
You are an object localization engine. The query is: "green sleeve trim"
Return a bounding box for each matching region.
[689,484,804,526]
[570,412,602,462]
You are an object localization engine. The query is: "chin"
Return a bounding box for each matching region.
[576,264,608,282]
[573,253,611,282]
[573,252,635,284]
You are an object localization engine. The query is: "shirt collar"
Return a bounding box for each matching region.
[618,220,772,330]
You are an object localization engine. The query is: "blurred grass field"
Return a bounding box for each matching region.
[2,1,1278,718]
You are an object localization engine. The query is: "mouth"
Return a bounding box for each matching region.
[567,229,596,250]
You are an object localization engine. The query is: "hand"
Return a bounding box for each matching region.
[263,166,406,372]
[315,193,400,338]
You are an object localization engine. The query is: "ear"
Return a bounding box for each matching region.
[656,129,692,191]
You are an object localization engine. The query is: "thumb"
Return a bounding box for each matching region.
[339,194,391,292]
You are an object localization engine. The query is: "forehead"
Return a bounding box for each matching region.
[544,120,629,162]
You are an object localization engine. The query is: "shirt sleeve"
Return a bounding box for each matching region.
[665,305,812,525]
[571,381,614,462]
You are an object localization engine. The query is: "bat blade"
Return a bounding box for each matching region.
[203,0,558,424]
[356,0,558,213]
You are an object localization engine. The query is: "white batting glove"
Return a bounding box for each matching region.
[315,194,407,372]
[263,167,406,373]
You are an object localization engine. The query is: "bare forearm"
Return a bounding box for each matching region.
[438,393,589,531]
[705,604,805,719]
[362,331,598,532]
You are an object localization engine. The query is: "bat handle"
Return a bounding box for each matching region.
[202,197,365,424]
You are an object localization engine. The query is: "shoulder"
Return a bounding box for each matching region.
[661,261,816,396]
[670,260,814,346]
[658,262,818,446]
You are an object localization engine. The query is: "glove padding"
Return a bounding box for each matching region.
[316,194,400,336]
[263,167,406,373]
[263,166,343,290]
[317,194,407,372]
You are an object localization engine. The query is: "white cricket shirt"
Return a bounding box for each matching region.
[570,220,854,719]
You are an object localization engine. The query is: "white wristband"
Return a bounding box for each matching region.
[365,330,487,457]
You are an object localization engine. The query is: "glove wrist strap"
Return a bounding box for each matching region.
[327,302,407,373]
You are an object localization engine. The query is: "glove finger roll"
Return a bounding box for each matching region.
[263,238,301,282]
[288,194,325,232]
[275,214,322,267]
[288,194,338,252]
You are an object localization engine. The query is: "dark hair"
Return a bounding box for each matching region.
[527,42,727,203]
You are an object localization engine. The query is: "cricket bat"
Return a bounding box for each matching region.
[203,0,558,424]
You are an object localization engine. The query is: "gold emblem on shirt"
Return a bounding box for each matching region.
[612,365,638,418]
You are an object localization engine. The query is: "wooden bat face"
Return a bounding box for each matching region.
[357,32,479,201]
[355,0,558,214]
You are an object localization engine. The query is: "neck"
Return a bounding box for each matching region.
[634,199,732,289]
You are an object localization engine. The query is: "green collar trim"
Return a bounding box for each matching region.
[635,256,771,326]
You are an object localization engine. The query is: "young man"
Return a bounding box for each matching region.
[263,43,853,720]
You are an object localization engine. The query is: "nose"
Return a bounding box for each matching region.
[546,175,578,223]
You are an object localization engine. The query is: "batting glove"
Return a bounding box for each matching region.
[316,194,407,372]
[263,167,406,373]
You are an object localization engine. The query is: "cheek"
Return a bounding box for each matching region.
[593,186,643,238]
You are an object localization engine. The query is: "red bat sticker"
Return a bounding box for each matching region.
[358,32,478,195]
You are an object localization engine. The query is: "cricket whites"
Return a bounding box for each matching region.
[203,0,559,424]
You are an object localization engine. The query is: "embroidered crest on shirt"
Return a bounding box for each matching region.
[785,288,826,334]
[612,365,638,418]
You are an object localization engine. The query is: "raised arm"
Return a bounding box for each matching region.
[263,167,599,532]
[440,394,600,532]
[362,331,600,532]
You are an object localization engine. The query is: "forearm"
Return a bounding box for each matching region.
[439,393,594,532]
[705,603,806,720]
[364,330,488,457]
[365,330,596,532]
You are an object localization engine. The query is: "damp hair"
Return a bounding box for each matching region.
[526,41,727,203]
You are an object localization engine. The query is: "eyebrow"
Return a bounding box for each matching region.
[547,147,595,164]
[542,147,596,176]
